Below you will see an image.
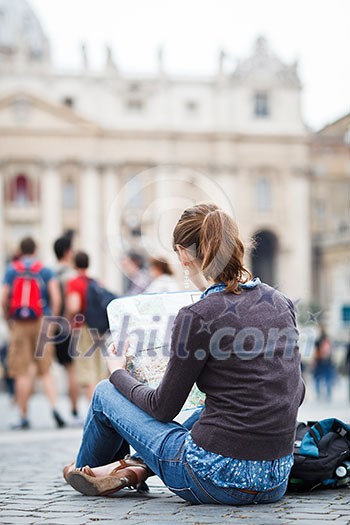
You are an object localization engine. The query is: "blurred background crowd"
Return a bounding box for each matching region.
[0,230,181,429]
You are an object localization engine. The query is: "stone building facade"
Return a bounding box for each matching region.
[310,114,350,336]
[0,0,311,304]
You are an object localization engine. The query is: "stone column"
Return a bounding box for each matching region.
[287,170,311,302]
[80,164,101,278]
[41,164,62,265]
[102,165,123,293]
[154,167,172,254]
[216,169,237,218]
[152,166,185,285]
[215,168,253,272]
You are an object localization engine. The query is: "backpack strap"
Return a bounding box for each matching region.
[311,422,326,444]
[56,267,66,279]
[309,427,321,445]
[82,275,93,314]
[306,421,318,427]
[12,261,25,273]
[22,261,46,297]
[29,262,43,273]
[300,418,350,457]
[12,260,43,274]
[331,419,350,440]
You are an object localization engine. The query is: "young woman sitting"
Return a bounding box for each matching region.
[64,202,305,505]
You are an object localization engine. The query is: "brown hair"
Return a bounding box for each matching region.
[173,203,251,294]
[149,257,173,276]
[20,237,36,256]
[74,251,89,269]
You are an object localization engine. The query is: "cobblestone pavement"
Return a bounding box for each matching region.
[1,375,350,524]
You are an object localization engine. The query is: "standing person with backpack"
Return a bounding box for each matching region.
[66,252,108,400]
[1,237,66,429]
[53,234,80,423]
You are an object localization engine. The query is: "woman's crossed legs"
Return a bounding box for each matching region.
[67,379,287,505]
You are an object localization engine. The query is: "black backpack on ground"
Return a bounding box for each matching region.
[85,279,117,334]
[288,418,350,491]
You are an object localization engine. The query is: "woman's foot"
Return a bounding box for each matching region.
[87,460,126,478]
[64,462,96,482]
[63,461,76,482]
[66,462,149,496]
[67,456,151,479]
[63,458,132,482]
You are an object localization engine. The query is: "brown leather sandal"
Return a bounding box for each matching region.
[66,459,149,497]
[63,463,94,483]
[63,462,75,482]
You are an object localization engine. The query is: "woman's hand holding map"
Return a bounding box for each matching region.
[105,342,128,374]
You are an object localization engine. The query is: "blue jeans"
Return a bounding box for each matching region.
[76,379,288,505]
[314,360,335,401]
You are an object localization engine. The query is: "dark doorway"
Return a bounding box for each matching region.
[251,230,278,286]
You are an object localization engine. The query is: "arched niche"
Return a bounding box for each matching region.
[251,230,278,287]
[7,174,35,205]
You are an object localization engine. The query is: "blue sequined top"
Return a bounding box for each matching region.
[184,280,294,490]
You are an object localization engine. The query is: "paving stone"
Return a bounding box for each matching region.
[84,518,114,525]
[284,513,341,520]
[2,392,350,523]
[40,519,88,525]
[0,515,34,525]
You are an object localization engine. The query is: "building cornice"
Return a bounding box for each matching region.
[0,126,309,143]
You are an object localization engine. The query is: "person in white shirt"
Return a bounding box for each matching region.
[144,257,179,293]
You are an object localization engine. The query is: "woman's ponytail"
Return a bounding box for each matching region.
[199,210,251,294]
[173,203,251,294]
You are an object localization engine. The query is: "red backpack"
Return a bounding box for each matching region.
[9,261,45,320]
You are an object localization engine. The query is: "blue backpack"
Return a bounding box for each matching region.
[84,279,117,334]
[288,419,350,491]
